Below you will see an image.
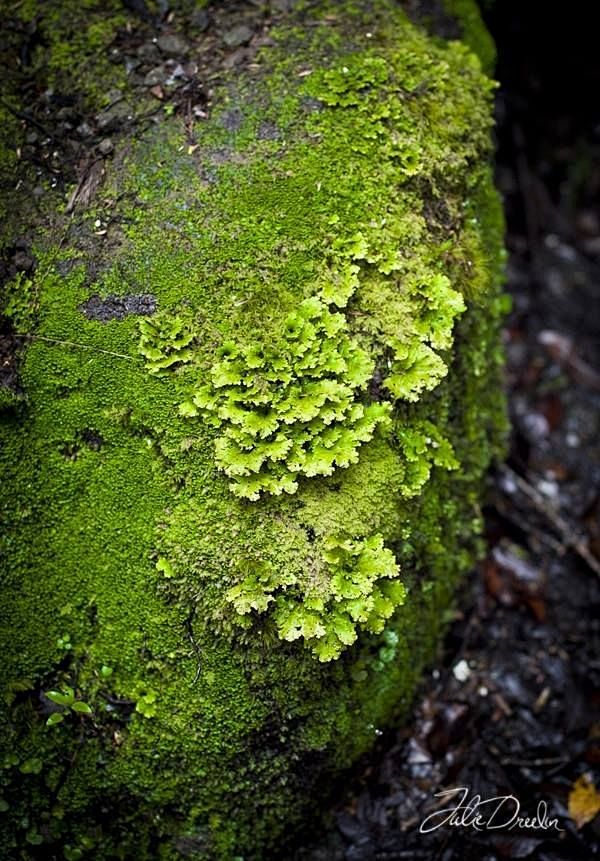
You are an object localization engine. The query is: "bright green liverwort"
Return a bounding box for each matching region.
[0,1,508,858]
[227,533,405,662]
[178,296,391,501]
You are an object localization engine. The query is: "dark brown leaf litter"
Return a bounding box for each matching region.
[292,3,600,860]
[0,239,36,406]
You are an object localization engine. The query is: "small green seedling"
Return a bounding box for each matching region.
[45,687,93,726]
[135,691,158,719]
[56,634,72,651]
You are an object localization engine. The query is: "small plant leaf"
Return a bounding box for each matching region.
[46,690,75,707]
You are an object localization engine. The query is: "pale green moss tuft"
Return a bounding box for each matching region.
[139,309,196,376]
[179,296,391,499]
[228,533,405,662]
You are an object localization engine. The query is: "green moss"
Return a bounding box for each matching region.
[12,0,132,111]
[182,295,391,500]
[442,0,497,74]
[0,1,507,858]
[139,308,197,375]
[228,532,406,662]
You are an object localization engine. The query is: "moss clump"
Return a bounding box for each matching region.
[139,308,196,376]
[182,295,390,500]
[228,532,405,662]
[0,1,507,858]
[442,0,497,74]
[10,0,131,111]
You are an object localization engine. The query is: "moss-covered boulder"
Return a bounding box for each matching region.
[0,1,507,858]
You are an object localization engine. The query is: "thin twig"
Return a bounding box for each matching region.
[15,333,138,362]
[490,492,567,555]
[66,157,104,213]
[499,464,600,576]
[499,754,569,767]
[184,608,202,686]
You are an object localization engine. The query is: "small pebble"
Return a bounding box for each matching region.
[190,8,209,30]
[157,33,189,56]
[452,660,471,683]
[537,478,559,500]
[137,41,161,63]
[521,411,550,442]
[14,250,34,272]
[223,24,253,49]
[76,122,93,138]
[144,66,166,87]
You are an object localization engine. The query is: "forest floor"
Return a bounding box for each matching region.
[1,3,599,860]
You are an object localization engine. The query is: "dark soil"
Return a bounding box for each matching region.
[79,293,157,321]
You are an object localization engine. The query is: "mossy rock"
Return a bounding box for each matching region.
[0,1,508,858]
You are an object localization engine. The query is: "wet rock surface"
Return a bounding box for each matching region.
[79,294,157,322]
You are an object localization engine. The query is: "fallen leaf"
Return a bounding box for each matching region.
[568,773,600,829]
[483,555,514,606]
